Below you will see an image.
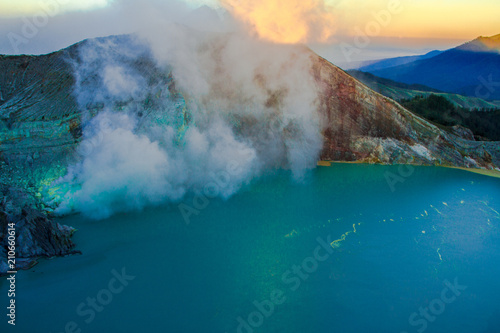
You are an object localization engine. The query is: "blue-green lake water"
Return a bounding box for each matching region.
[2,165,500,333]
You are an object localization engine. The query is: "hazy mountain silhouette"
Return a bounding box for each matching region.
[364,34,500,101]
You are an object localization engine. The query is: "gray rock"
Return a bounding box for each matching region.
[0,185,80,276]
[451,125,475,141]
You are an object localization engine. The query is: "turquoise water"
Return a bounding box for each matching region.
[1,165,500,333]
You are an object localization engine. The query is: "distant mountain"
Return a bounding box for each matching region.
[348,70,500,109]
[348,70,441,93]
[358,50,443,72]
[364,34,500,101]
[457,34,500,53]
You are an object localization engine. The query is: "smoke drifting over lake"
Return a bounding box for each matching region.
[53,2,326,219]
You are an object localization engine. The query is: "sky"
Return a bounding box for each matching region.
[0,0,498,66]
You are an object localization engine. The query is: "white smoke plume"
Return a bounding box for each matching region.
[52,1,326,219]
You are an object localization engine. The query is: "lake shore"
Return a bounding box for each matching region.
[317,161,500,179]
[442,166,500,179]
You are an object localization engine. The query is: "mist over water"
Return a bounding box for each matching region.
[52,10,326,218]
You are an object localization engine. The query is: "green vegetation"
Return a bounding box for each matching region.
[400,94,500,141]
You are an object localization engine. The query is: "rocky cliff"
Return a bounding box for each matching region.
[0,46,82,275]
[312,55,500,167]
[0,184,80,273]
[0,35,499,274]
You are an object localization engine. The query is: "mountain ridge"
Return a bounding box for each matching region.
[457,33,500,53]
[347,69,500,110]
[364,34,500,100]
[358,50,443,73]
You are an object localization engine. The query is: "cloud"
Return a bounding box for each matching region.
[219,0,337,43]
[0,0,113,17]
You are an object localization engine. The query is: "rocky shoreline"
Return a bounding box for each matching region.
[0,184,80,276]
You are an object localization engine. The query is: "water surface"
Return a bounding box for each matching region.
[1,165,500,333]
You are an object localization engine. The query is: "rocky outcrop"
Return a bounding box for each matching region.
[0,184,80,276]
[450,125,476,141]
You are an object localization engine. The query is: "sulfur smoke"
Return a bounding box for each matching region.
[51,2,327,219]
